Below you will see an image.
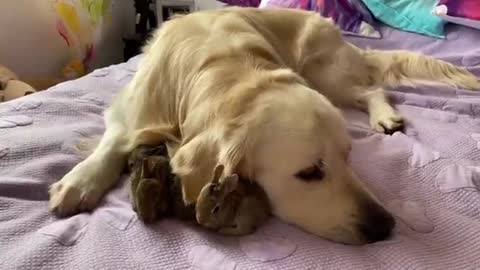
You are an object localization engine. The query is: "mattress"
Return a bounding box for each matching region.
[1,24,480,269]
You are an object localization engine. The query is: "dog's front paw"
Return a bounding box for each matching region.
[49,168,104,217]
[370,110,404,135]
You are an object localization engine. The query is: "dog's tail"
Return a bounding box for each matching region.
[364,50,480,90]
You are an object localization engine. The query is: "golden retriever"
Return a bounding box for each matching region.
[49,7,479,244]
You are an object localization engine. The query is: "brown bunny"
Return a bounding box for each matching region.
[127,144,168,172]
[196,165,271,236]
[128,144,195,223]
[129,156,171,223]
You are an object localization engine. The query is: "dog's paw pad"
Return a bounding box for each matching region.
[370,112,404,134]
[0,115,33,128]
[436,164,480,193]
[189,245,237,270]
[422,110,457,123]
[240,236,297,262]
[38,214,89,246]
[387,200,434,233]
[409,143,441,168]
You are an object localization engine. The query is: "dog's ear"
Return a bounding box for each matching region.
[127,124,180,151]
[171,125,253,205]
[170,132,220,205]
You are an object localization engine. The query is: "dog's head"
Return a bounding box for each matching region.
[237,78,395,244]
[171,69,394,244]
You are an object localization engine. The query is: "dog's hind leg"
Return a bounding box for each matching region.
[49,108,129,217]
[364,50,480,90]
[356,49,480,134]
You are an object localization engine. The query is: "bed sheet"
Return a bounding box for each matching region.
[1,25,480,270]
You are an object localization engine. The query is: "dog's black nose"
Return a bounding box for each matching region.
[358,203,396,243]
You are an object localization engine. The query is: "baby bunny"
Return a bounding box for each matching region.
[196,165,271,236]
[127,144,168,172]
[129,156,171,223]
[128,144,195,223]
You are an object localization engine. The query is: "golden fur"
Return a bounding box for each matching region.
[49,7,479,244]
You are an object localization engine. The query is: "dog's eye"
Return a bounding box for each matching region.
[295,163,324,182]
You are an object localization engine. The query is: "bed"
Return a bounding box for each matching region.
[1,22,479,269]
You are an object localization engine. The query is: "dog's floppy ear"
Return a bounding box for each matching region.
[170,132,220,204]
[125,124,180,152]
[171,125,253,205]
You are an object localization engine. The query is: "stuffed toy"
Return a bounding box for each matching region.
[0,65,36,103]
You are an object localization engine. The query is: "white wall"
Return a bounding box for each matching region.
[0,0,224,79]
[0,0,135,78]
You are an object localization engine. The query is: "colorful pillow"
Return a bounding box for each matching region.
[360,0,445,38]
[259,0,382,38]
[433,0,480,30]
[219,0,261,7]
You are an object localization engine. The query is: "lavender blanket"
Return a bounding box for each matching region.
[1,24,480,269]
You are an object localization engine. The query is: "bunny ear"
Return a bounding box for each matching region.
[223,174,239,194]
[212,164,225,184]
[140,158,150,178]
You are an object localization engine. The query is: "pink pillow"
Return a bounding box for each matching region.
[433,0,480,30]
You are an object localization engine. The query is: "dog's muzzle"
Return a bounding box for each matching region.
[357,202,396,243]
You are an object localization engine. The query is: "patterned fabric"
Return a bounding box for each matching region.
[260,0,381,38]
[1,25,480,269]
[434,0,480,30]
[219,0,261,7]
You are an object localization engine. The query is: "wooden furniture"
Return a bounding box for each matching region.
[123,0,196,61]
[123,0,159,61]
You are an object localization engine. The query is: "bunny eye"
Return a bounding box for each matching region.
[209,184,217,193]
[211,205,220,214]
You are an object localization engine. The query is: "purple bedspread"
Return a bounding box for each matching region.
[1,24,480,269]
